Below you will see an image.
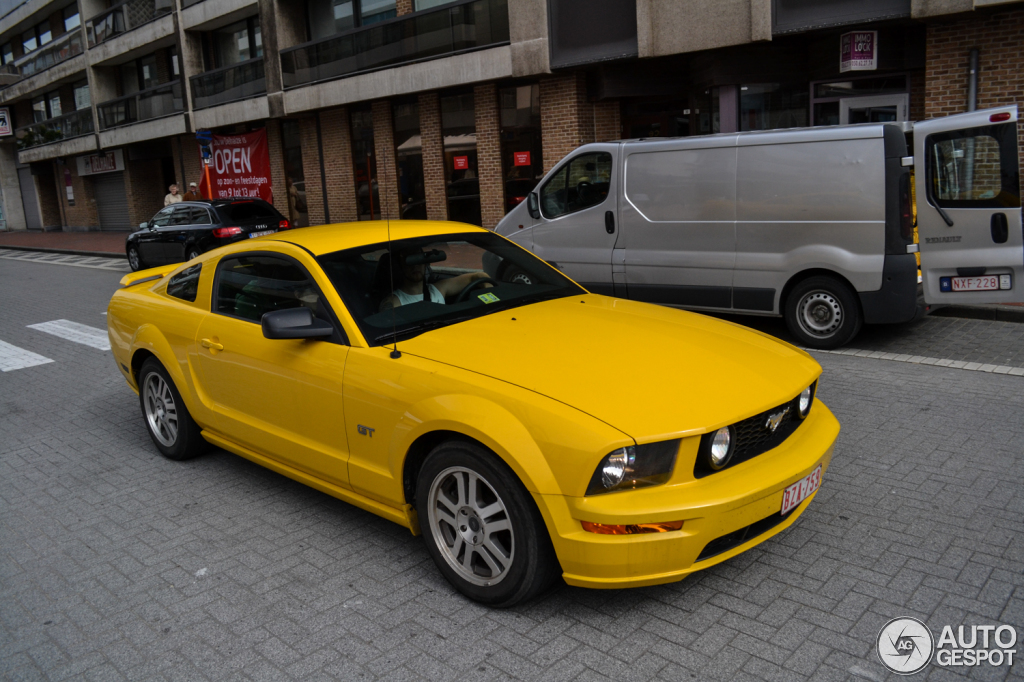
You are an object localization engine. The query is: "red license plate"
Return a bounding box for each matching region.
[951,275,999,291]
[781,465,821,515]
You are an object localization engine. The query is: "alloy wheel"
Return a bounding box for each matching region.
[128,248,140,270]
[143,372,178,447]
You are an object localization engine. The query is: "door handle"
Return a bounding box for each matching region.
[605,210,615,234]
[991,213,1008,244]
[201,338,223,351]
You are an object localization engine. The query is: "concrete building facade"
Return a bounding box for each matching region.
[0,0,1020,233]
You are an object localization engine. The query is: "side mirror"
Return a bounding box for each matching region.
[262,307,333,340]
[526,192,540,219]
[139,221,148,230]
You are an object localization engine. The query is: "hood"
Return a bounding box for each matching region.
[399,295,821,440]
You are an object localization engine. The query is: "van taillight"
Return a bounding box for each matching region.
[899,174,913,240]
[279,220,291,230]
[213,226,243,238]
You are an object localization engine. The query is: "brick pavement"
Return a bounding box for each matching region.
[1,258,1022,681]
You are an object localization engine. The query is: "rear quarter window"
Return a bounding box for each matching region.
[218,202,280,222]
[166,264,201,303]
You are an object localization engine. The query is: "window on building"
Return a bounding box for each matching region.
[499,84,542,214]
[441,92,480,226]
[1,43,12,65]
[281,119,308,227]
[120,61,139,95]
[210,17,262,68]
[414,0,456,9]
[139,53,158,90]
[738,83,808,132]
[811,75,909,126]
[63,5,80,32]
[622,98,691,139]
[307,0,396,41]
[32,96,47,122]
[698,87,721,135]
[393,100,425,219]
[47,91,62,119]
[73,81,90,110]
[169,46,180,77]
[22,30,38,54]
[350,105,378,220]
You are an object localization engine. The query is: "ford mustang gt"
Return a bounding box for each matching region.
[107,221,839,606]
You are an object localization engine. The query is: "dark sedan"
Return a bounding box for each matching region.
[126,198,292,271]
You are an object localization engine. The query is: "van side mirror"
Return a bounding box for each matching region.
[262,307,333,340]
[527,193,540,219]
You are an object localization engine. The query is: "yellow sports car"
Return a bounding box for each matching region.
[108,221,839,606]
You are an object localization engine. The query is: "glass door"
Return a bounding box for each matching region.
[839,94,908,124]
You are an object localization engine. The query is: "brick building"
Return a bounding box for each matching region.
[0,0,1020,233]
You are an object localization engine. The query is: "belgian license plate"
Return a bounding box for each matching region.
[250,229,276,238]
[951,275,999,292]
[781,466,821,515]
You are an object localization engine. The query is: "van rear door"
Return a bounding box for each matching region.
[915,106,1022,305]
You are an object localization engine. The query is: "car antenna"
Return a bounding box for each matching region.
[382,152,401,359]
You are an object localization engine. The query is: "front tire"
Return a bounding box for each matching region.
[784,276,862,349]
[127,246,143,271]
[138,358,209,461]
[415,440,558,607]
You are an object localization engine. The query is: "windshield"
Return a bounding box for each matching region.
[317,232,585,345]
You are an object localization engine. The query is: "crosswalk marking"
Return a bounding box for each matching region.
[0,340,54,372]
[0,249,130,272]
[27,319,110,351]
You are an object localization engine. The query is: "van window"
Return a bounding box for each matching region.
[539,152,612,219]
[927,123,1020,209]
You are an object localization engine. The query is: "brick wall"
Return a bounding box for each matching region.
[265,121,289,212]
[299,116,326,225]
[396,0,414,15]
[175,134,205,195]
[540,73,594,173]
[36,166,62,229]
[593,100,621,142]
[371,100,401,221]
[418,92,448,221]
[474,84,504,229]
[53,162,99,229]
[320,107,358,223]
[925,8,1024,192]
[124,158,167,227]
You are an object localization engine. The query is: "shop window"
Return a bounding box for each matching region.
[441,92,480,226]
[622,98,691,139]
[738,83,808,132]
[393,100,425,219]
[698,88,721,135]
[308,0,396,41]
[811,74,909,126]
[64,5,81,32]
[281,119,309,227]
[499,84,542,213]
[350,106,379,220]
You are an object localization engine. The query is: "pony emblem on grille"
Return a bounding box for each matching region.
[765,407,790,433]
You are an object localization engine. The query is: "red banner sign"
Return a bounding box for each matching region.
[513,151,531,166]
[198,129,272,202]
[453,155,469,170]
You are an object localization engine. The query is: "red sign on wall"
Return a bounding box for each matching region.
[453,155,469,170]
[198,129,273,203]
[513,151,531,166]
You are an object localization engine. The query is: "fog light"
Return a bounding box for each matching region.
[582,520,684,535]
[709,427,732,469]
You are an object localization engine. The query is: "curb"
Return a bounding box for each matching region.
[929,304,1024,325]
[0,244,126,259]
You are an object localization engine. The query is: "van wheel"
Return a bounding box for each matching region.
[784,276,862,350]
[502,265,534,285]
[415,440,559,607]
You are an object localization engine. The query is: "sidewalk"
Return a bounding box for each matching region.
[0,230,127,258]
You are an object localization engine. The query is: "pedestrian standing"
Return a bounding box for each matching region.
[182,182,202,201]
[164,184,183,206]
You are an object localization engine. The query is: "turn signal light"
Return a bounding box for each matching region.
[279,219,292,230]
[990,112,1011,122]
[213,226,243,238]
[581,520,684,535]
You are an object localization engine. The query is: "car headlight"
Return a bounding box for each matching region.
[586,440,679,495]
[708,427,733,469]
[798,382,816,418]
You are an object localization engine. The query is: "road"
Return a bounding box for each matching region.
[1,255,1022,681]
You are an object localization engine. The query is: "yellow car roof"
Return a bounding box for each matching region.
[269,220,489,257]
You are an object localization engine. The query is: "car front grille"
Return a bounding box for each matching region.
[694,510,788,562]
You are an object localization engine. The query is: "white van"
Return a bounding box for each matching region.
[493,106,1022,349]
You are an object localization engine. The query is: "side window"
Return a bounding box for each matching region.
[190,207,213,225]
[215,255,320,323]
[170,206,193,226]
[151,207,175,227]
[539,152,613,219]
[166,264,201,303]
[927,123,1020,209]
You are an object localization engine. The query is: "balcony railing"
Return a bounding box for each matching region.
[15,109,95,150]
[86,0,174,47]
[190,58,265,110]
[98,81,183,130]
[14,30,85,78]
[280,0,509,89]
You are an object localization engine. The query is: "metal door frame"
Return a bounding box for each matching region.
[839,94,909,125]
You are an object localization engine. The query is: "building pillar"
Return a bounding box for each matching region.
[123,157,166,228]
[418,92,447,221]
[540,72,594,173]
[371,100,402,222]
[176,135,205,195]
[474,83,504,229]
[265,121,289,213]
[299,116,326,226]
[36,164,63,230]
[593,101,621,142]
[54,161,99,230]
[0,142,27,231]
[319,107,358,223]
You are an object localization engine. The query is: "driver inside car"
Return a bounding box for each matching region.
[381,246,492,310]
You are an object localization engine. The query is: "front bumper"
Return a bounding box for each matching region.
[535,400,840,589]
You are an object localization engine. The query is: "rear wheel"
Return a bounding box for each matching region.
[415,440,559,607]
[127,246,143,271]
[784,276,862,349]
[186,247,201,261]
[138,358,208,461]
